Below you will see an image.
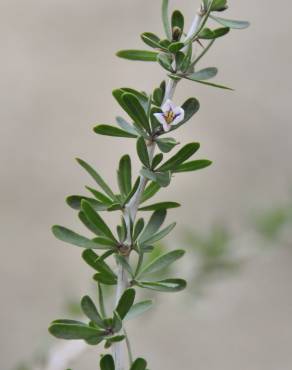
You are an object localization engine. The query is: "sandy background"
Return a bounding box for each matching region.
[0,0,291,369]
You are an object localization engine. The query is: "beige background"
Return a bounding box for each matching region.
[0,0,292,369]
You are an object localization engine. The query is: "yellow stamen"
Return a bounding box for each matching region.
[164,110,175,124]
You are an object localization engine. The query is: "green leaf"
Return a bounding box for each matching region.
[139,250,185,277]
[116,50,158,62]
[82,250,116,277]
[141,32,162,49]
[116,116,139,136]
[125,300,153,321]
[52,225,106,249]
[93,273,117,285]
[100,354,115,370]
[139,202,180,211]
[137,137,150,168]
[115,288,136,319]
[184,77,233,90]
[139,210,167,244]
[151,153,164,169]
[133,218,145,241]
[186,67,218,81]
[153,87,163,106]
[93,125,137,138]
[49,323,104,340]
[130,358,147,370]
[168,42,184,53]
[199,27,230,39]
[115,255,134,278]
[76,158,116,200]
[171,10,184,35]
[210,0,228,11]
[120,87,149,111]
[137,278,186,292]
[117,155,132,196]
[86,187,113,206]
[158,53,174,72]
[162,0,171,39]
[173,159,212,172]
[158,143,200,172]
[210,14,250,29]
[81,201,117,242]
[140,168,171,187]
[122,93,151,133]
[81,296,104,327]
[156,137,179,153]
[141,182,161,203]
[123,177,141,205]
[140,222,176,245]
[66,195,107,211]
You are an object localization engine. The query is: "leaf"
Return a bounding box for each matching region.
[139,250,185,277]
[171,10,184,34]
[156,137,179,153]
[115,255,134,278]
[187,67,218,81]
[122,93,151,133]
[158,143,200,172]
[137,137,150,168]
[76,158,116,200]
[133,218,145,241]
[66,195,107,211]
[125,300,153,321]
[140,168,171,187]
[139,209,167,244]
[116,49,158,62]
[153,87,163,106]
[210,0,228,11]
[115,288,136,319]
[210,14,250,29]
[140,222,176,245]
[173,159,212,173]
[161,0,171,39]
[93,125,137,138]
[123,177,140,205]
[81,201,117,242]
[141,32,162,49]
[100,354,115,370]
[157,53,174,72]
[117,155,132,196]
[168,42,184,53]
[139,202,180,211]
[137,278,186,292]
[49,323,104,340]
[151,153,164,169]
[184,77,233,90]
[141,182,161,203]
[82,250,116,277]
[130,358,147,370]
[86,187,113,206]
[93,273,117,285]
[81,296,104,327]
[52,225,106,249]
[79,211,112,239]
[199,27,230,39]
[116,116,139,136]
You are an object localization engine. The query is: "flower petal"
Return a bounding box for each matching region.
[162,121,171,132]
[161,99,175,113]
[154,112,167,125]
[172,108,185,126]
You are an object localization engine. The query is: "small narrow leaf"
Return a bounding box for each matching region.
[115,288,136,319]
[52,225,104,249]
[130,358,147,370]
[162,0,171,39]
[49,323,104,340]
[93,125,137,138]
[76,158,116,200]
[141,32,162,49]
[173,159,212,172]
[116,49,158,61]
[139,210,167,244]
[81,296,104,327]
[66,195,107,211]
[137,137,150,168]
[156,137,179,153]
[122,93,151,133]
[125,300,153,321]
[100,354,115,370]
[187,67,218,81]
[210,15,250,29]
[140,222,176,245]
[158,143,200,172]
[139,202,180,211]
[117,155,132,196]
[137,278,186,292]
[141,182,161,203]
[139,249,185,277]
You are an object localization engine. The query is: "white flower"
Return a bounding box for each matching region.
[154,99,185,132]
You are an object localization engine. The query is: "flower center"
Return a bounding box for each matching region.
[164,110,175,124]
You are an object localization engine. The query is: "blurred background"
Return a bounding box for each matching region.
[1,0,292,369]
